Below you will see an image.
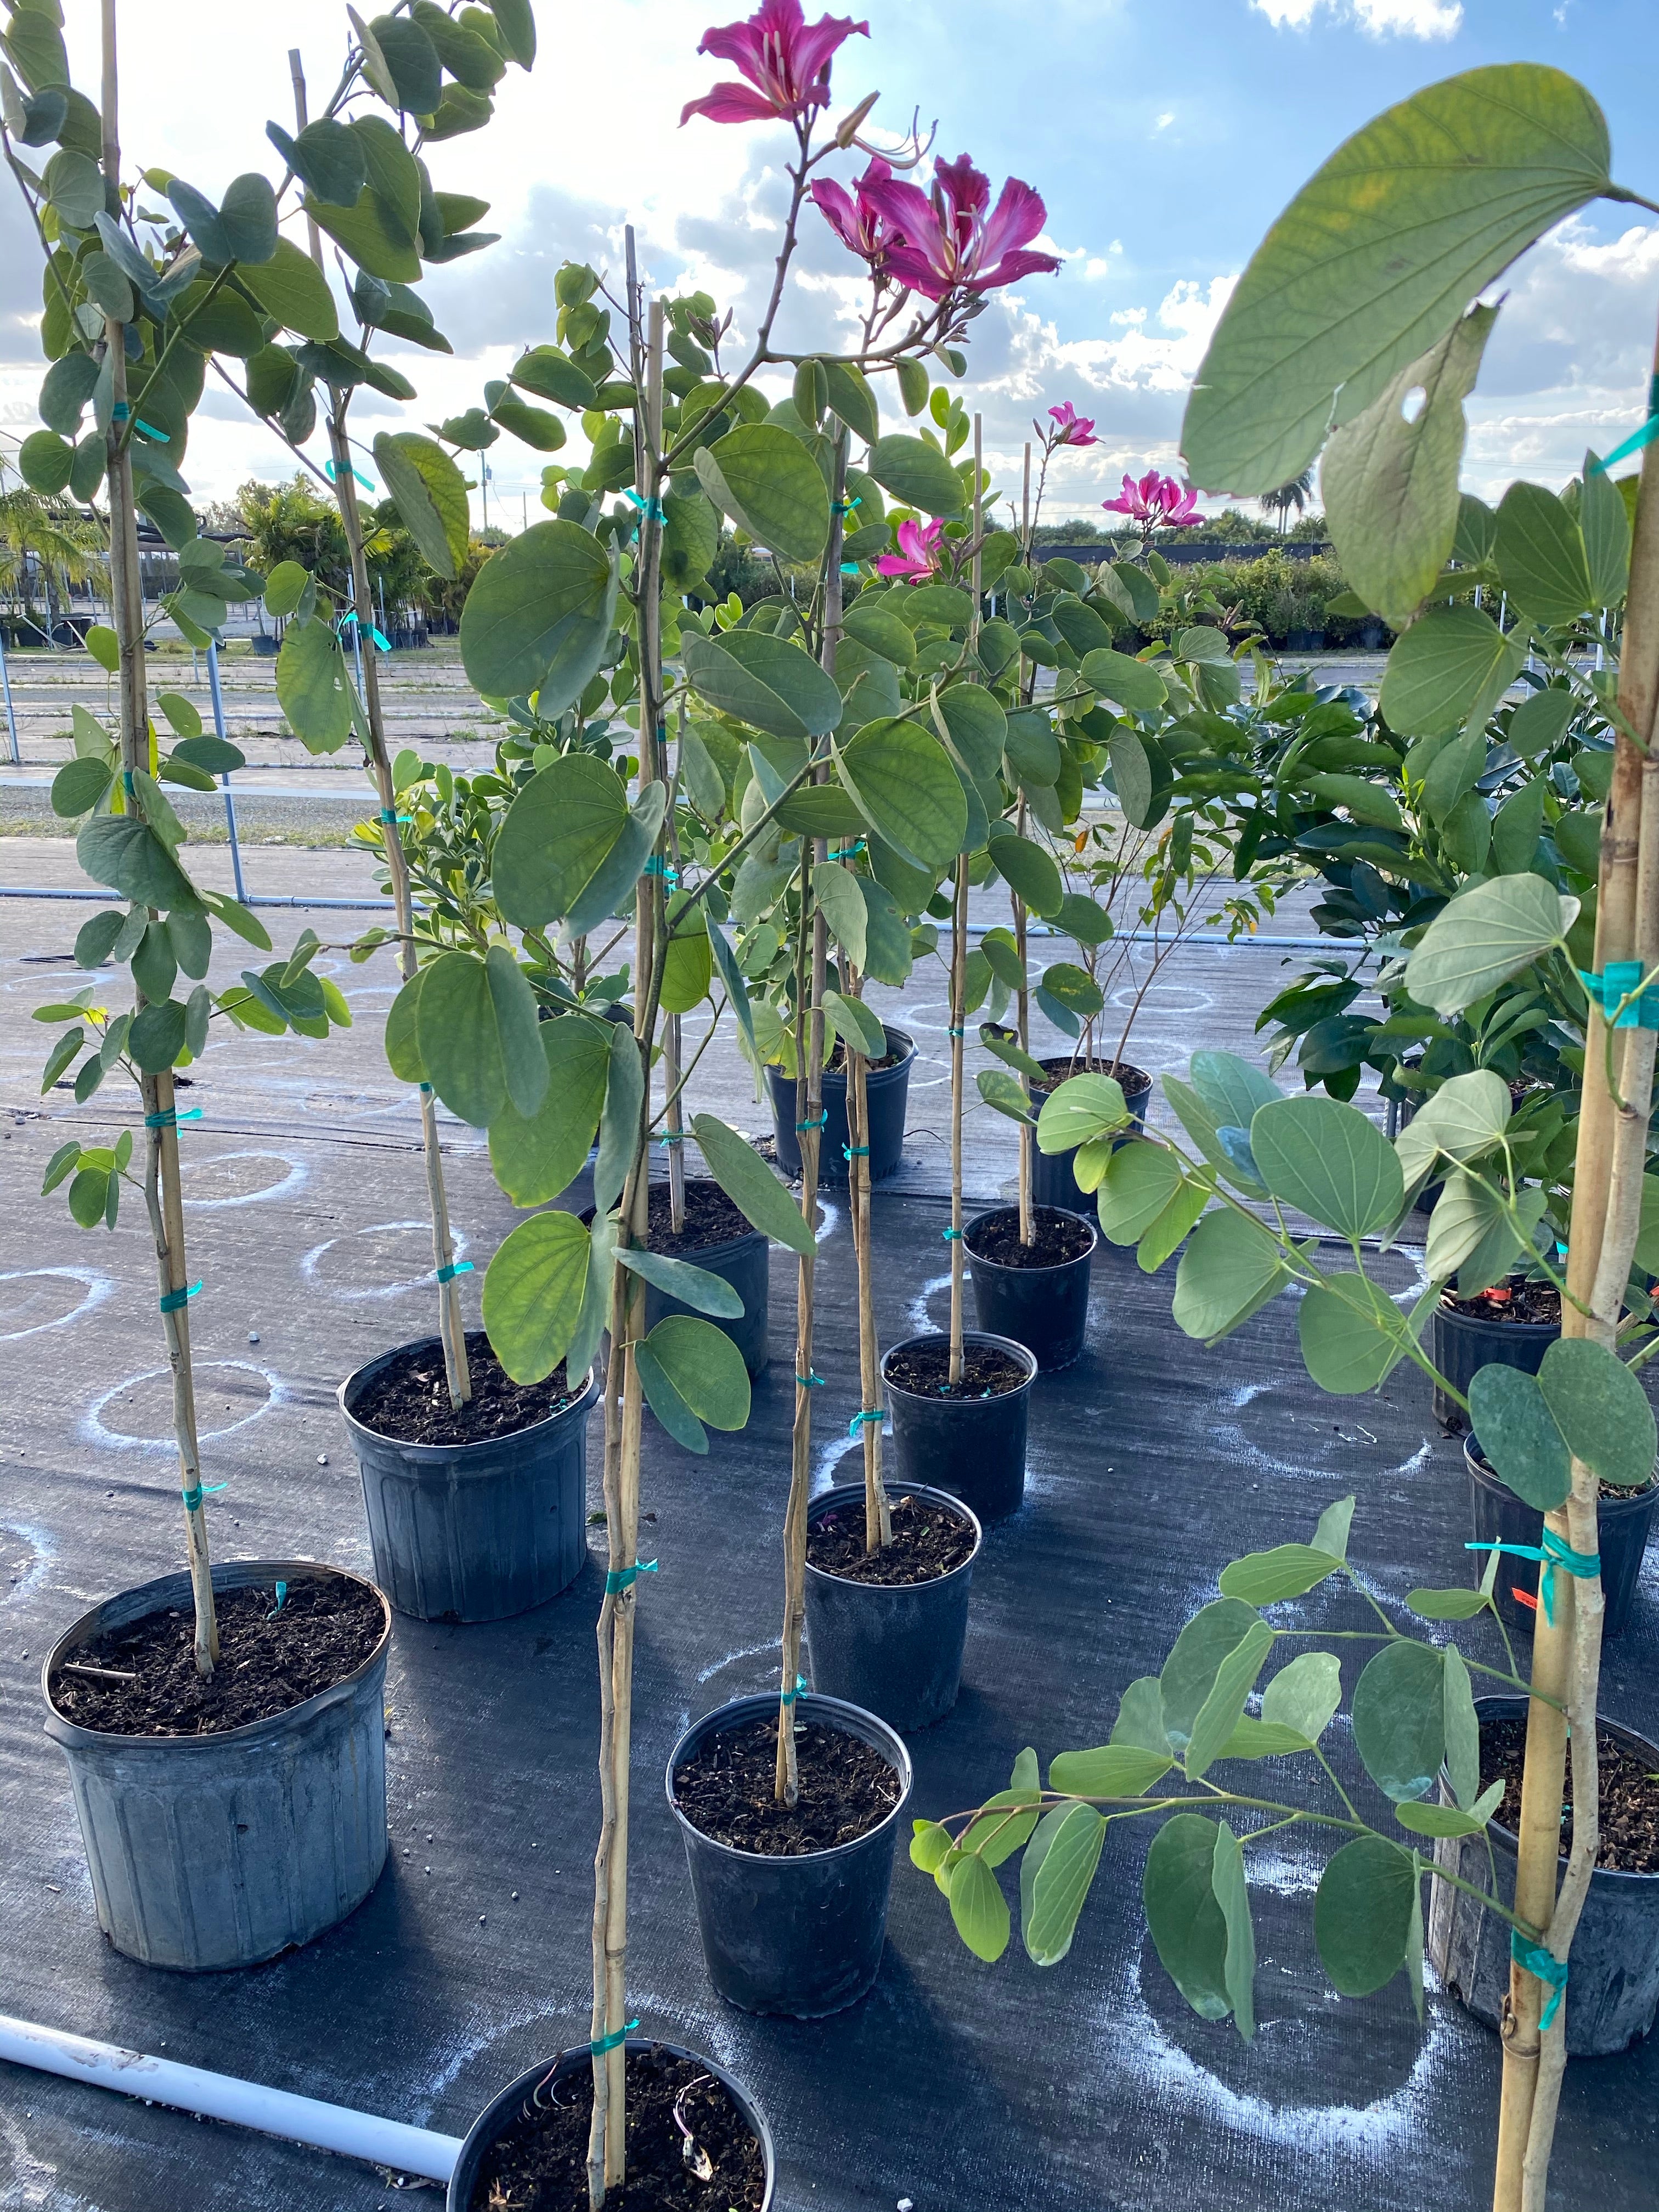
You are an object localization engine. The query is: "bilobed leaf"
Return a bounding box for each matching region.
[1171,1205,1288,1342]
[683,628,843,741]
[486,943,548,1118]
[1393,1068,1511,1191]
[866,434,964,516]
[1442,1645,1480,1812]
[277,616,352,753]
[1036,1073,1130,1154]
[821,357,879,443]
[306,187,422,281]
[460,520,617,710]
[414,949,528,1127]
[487,1012,612,1205]
[1407,1585,1493,1621]
[1047,1744,1172,1797]
[694,424,830,562]
[238,235,337,337]
[1159,1596,1262,1752]
[813,864,868,970]
[1404,873,1574,1016]
[1186,1620,1275,1780]
[52,756,113,817]
[594,1020,645,1218]
[1393,1799,1487,1839]
[1182,65,1612,494]
[1468,1364,1571,1509]
[492,754,629,928]
[948,1848,1011,1961]
[1351,1639,1444,1802]
[825,988,885,1060]
[1322,306,1497,629]
[1315,1836,1418,1997]
[1218,1544,1346,1606]
[691,1111,816,1255]
[1496,480,1593,625]
[616,1245,743,1319]
[986,830,1063,917]
[481,1208,590,1383]
[1143,1814,1232,2020]
[1261,1650,1342,1743]
[1210,1821,1256,2040]
[1378,603,1526,739]
[1096,1142,1185,1245]
[659,902,714,1016]
[1250,1093,1403,1237]
[1580,448,1631,607]
[1425,1171,1544,1295]
[1537,1336,1656,1491]
[1022,1803,1105,1968]
[374,432,470,579]
[1083,648,1167,716]
[646,1312,752,1434]
[833,718,966,871]
[76,815,199,912]
[566,782,668,939]
[1298,1270,1418,1393]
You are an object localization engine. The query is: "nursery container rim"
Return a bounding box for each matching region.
[963,1203,1099,1274]
[879,1327,1039,1404]
[339,1338,600,1458]
[1464,1692,1659,1884]
[803,1480,983,1593]
[664,1689,913,1867]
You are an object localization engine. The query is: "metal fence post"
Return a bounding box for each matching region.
[206,639,247,904]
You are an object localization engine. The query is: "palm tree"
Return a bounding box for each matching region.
[233,475,352,600]
[0,470,106,644]
[1259,467,1315,535]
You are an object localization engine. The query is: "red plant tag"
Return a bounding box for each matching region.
[1512,1584,1539,1612]
[1484,1286,1513,1305]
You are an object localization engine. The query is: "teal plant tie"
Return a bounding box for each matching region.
[1511,1932,1570,2030]
[605,1560,658,1594]
[796,1110,827,1133]
[624,489,665,523]
[842,1143,868,1161]
[834,497,862,515]
[947,1025,965,1037]
[1588,377,1659,476]
[111,402,129,421]
[658,1129,685,1146]
[1579,962,1659,1030]
[434,1260,474,1285]
[419,1081,434,1094]
[145,1106,201,1129]
[180,1480,227,1513]
[379,807,411,826]
[268,1579,287,1617]
[589,2019,639,2056]
[943,1226,963,1242]
[1466,1533,1600,1626]
[795,1370,825,1389]
[342,611,391,651]
[829,838,865,861]
[325,457,375,493]
[643,855,679,884]
[122,768,135,799]
[780,1672,808,1703]
[159,1280,201,1313]
[849,1408,882,1436]
[840,563,861,575]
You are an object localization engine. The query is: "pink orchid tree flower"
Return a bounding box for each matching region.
[875,516,945,582]
[1102,469,1204,530]
[859,154,1060,302]
[1045,401,1097,450]
[680,0,869,127]
[809,156,903,277]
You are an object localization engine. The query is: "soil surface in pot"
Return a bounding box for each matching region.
[824,1036,903,1073]
[807,1491,976,1585]
[1030,1054,1152,1103]
[674,1716,901,1853]
[466,2044,766,2212]
[968,1204,1094,1269]
[1442,1282,1561,1326]
[885,1337,1030,1401]
[645,1178,753,1257]
[352,1332,584,1447]
[49,1577,383,1736]
[1482,1716,1659,1873]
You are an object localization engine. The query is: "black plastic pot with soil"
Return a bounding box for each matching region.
[805,1485,981,1731]
[1430,1280,1561,1434]
[42,1559,390,1972]
[1428,1697,1659,2055]
[666,1691,912,2017]
[601,1179,770,1377]
[447,2036,774,2211]
[1464,1435,1657,1639]
[1026,1054,1152,1213]
[766,1025,915,1184]
[967,1203,1097,1370]
[882,1329,1037,1520]
[340,1330,598,1624]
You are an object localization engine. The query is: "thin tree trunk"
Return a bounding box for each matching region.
[664,1013,685,1233]
[101,0,218,1675]
[1492,321,1659,2211]
[1014,799,1033,1245]
[948,414,984,1379]
[289,49,471,1406]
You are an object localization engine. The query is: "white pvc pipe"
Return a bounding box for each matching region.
[0,2012,461,2184]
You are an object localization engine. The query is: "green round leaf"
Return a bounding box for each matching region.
[1021,1801,1105,1969]
[19,428,73,495]
[1297,1272,1415,1393]
[1351,1640,1444,1803]
[1537,1336,1656,1492]
[1036,1074,1130,1155]
[833,718,967,871]
[1496,481,1593,626]
[682,629,843,741]
[640,1312,752,1431]
[948,1847,1011,1962]
[51,755,113,819]
[276,616,353,753]
[492,754,628,929]
[1250,1093,1404,1237]
[1143,1814,1232,2019]
[693,423,830,563]
[1404,873,1574,1017]
[128,998,189,1071]
[1171,1206,1288,1342]
[1082,648,1167,716]
[986,830,1063,918]
[1378,603,1525,739]
[481,1209,591,1383]
[1314,1835,1418,1996]
[460,520,618,710]
[866,433,964,517]
[76,815,198,912]
[262,560,311,619]
[1260,1650,1342,1743]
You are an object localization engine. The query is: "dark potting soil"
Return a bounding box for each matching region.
[807,1491,977,1585]
[968,1204,1094,1269]
[466,2044,766,2212]
[673,1716,901,1854]
[1468,1441,1654,1504]
[1482,1716,1659,1874]
[352,1331,584,1446]
[1031,1054,1152,1102]
[885,1336,1031,1402]
[1443,1282,1562,1326]
[825,1037,902,1073]
[48,1577,385,1737]
[646,1178,753,1257]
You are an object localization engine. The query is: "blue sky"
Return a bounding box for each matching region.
[5,0,1659,527]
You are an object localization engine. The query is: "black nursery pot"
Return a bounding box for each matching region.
[1465,1435,1657,1640]
[644,1217,771,1376]
[766,1025,915,1184]
[1428,1696,1659,2056]
[445,2038,775,2211]
[1431,1296,1558,1434]
[340,1340,599,1624]
[804,1483,981,1731]
[1029,1057,1152,1214]
[882,1330,1037,1522]
[666,1692,912,2018]
[966,1204,1097,1371]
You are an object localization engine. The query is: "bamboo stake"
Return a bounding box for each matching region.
[1493,327,1659,2211]
[288,51,471,1404]
[100,0,218,1676]
[1014,799,1033,1246]
[847,1001,889,1550]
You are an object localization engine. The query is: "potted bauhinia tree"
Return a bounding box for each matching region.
[920,63,1659,2211]
[10,0,389,1975]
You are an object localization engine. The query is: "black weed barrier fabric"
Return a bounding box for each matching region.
[2,1143,1657,2211]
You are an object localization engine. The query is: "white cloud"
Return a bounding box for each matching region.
[1154,111,1176,131]
[1251,0,1463,35]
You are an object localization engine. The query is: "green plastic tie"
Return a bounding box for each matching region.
[434,1261,474,1285]
[658,1129,685,1146]
[842,1143,869,1160]
[796,1110,827,1133]
[840,562,861,575]
[943,1227,963,1242]
[268,1579,287,1617]
[589,2019,640,2056]
[795,1371,826,1389]
[159,1280,201,1313]
[605,1560,658,1594]
[947,1025,966,1037]
[834,497,862,515]
[643,856,679,883]
[1587,379,1659,476]
[111,402,129,421]
[780,1672,808,1702]
[829,839,866,861]
[145,1107,201,1129]
[1511,1933,1569,2030]
[379,808,411,826]
[1579,962,1659,1030]
[1466,1533,1600,1626]
[180,1480,227,1513]
[848,1408,882,1436]
[624,489,665,523]
[342,611,391,651]
[325,457,376,494]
